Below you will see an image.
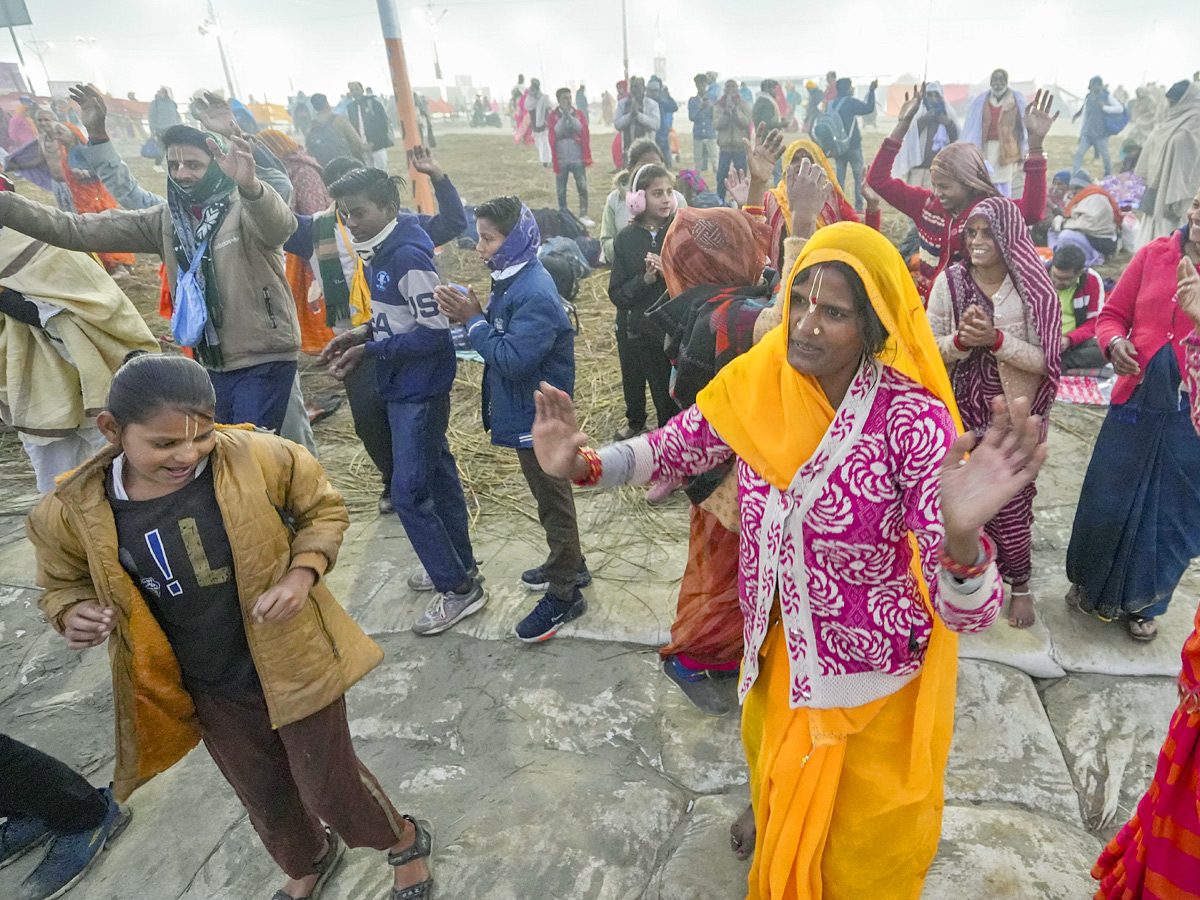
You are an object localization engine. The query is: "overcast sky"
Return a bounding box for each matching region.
[4,0,1198,108]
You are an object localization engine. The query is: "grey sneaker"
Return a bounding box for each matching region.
[407,563,480,592]
[411,580,488,635]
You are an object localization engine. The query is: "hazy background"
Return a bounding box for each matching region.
[3,0,1198,106]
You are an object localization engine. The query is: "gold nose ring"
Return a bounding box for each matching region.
[813,326,821,335]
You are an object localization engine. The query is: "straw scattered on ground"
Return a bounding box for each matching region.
[0,127,1111,529]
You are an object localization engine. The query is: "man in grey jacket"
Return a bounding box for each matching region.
[0,125,301,433]
[613,76,661,167]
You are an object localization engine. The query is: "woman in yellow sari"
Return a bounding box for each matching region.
[759,140,882,271]
[532,223,1048,898]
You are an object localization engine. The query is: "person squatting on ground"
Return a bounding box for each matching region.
[436,196,590,642]
[1047,243,1108,372]
[25,354,435,900]
[318,167,485,637]
[0,124,302,434]
[928,196,1061,629]
[534,222,1046,900]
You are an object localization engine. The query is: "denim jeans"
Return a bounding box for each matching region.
[556,161,588,216]
[387,395,474,593]
[1074,134,1112,177]
[716,150,747,201]
[209,360,298,433]
[836,143,865,212]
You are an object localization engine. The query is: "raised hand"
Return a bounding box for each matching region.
[1024,89,1058,152]
[785,156,833,239]
[1178,257,1200,328]
[532,381,589,480]
[725,168,751,208]
[862,181,881,213]
[207,133,259,193]
[939,395,1048,556]
[896,83,926,128]
[68,84,109,141]
[409,145,444,182]
[743,123,785,187]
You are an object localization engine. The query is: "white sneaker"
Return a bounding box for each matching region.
[407,563,480,592]
[579,216,596,227]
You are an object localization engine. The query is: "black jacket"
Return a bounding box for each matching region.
[608,217,672,339]
[347,96,394,151]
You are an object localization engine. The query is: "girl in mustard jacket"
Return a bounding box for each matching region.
[26,354,434,900]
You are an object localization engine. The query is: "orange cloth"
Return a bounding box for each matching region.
[256,128,300,160]
[661,207,772,297]
[59,128,136,272]
[1066,184,1122,227]
[742,618,956,899]
[286,253,335,355]
[659,504,743,665]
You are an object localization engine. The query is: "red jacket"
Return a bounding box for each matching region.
[1095,229,1190,405]
[546,107,592,175]
[867,136,1046,301]
[1062,268,1105,347]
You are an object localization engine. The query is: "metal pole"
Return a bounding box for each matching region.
[376,0,434,214]
[208,0,239,100]
[7,26,31,93]
[621,0,629,83]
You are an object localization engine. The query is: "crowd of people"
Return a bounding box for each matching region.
[2,64,1200,900]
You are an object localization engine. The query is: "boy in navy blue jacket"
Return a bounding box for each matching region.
[436,196,589,642]
[320,168,485,635]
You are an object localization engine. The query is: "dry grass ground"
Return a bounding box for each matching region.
[0,128,1105,522]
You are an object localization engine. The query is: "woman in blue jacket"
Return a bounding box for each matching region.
[436,196,589,642]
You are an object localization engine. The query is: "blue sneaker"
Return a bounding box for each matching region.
[1,815,51,870]
[18,788,131,900]
[520,561,592,592]
[514,588,587,642]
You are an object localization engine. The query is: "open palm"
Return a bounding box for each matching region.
[532,382,589,479]
[940,396,1047,537]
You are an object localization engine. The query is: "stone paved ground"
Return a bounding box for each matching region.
[1,399,1195,900]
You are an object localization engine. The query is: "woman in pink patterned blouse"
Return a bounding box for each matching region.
[533,223,1048,899]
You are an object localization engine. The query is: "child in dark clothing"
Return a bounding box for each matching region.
[319,168,485,637]
[26,354,433,900]
[607,164,681,503]
[436,196,590,641]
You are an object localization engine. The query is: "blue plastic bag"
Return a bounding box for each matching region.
[141,137,162,159]
[171,239,210,348]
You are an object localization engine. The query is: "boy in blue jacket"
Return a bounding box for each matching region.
[320,168,485,636]
[436,196,589,642]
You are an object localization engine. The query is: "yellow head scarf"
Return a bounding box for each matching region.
[768,139,851,235]
[696,222,960,490]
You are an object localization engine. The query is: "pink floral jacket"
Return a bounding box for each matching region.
[611,360,1003,709]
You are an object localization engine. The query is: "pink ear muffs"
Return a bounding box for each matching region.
[626,164,676,217]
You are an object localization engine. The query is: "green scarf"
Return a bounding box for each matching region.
[314,210,352,326]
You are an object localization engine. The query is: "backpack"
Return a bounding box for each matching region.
[305,118,354,167]
[812,98,851,159]
[1103,102,1131,137]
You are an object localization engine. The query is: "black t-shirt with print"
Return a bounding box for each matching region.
[109,464,258,696]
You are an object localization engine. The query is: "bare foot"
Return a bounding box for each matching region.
[729,803,756,860]
[1008,585,1035,628]
[391,820,430,892]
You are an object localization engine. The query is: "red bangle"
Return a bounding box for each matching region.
[952,334,966,352]
[991,331,1004,352]
[941,533,995,580]
[572,446,602,487]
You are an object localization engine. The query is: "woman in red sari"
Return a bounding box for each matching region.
[1092,249,1200,899]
